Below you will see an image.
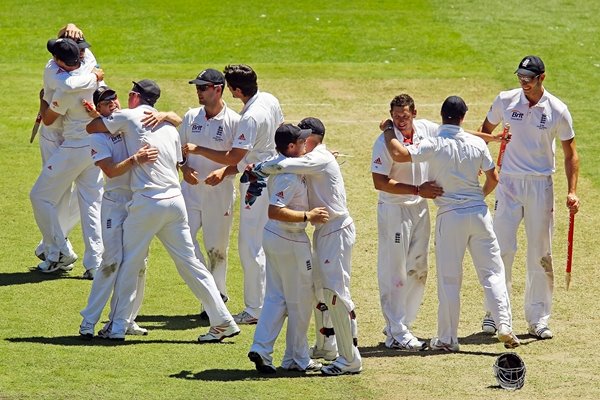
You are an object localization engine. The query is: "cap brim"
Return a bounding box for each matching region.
[98,90,117,103]
[515,68,538,76]
[77,41,91,49]
[298,129,312,140]
[189,79,222,85]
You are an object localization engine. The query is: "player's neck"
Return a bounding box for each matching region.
[525,86,544,107]
[205,100,224,119]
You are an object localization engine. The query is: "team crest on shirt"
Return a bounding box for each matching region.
[537,114,548,130]
[213,126,224,142]
[306,260,312,271]
[275,191,285,199]
[510,110,524,121]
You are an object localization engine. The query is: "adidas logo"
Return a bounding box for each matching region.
[275,191,285,199]
[238,133,246,141]
[373,157,382,165]
[47,165,53,170]
[245,205,251,210]
[324,259,330,264]
[91,149,97,156]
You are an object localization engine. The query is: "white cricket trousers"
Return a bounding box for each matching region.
[110,193,233,335]
[377,200,429,347]
[250,227,314,369]
[493,174,554,327]
[38,127,80,237]
[30,139,103,268]
[435,206,512,345]
[238,181,269,318]
[80,189,145,326]
[182,180,235,296]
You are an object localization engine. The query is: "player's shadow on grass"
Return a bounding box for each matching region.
[169,368,323,381]
[135,314,210,330]
[5,335,238,347]
[0,269,80,286]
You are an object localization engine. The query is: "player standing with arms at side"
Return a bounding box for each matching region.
[178,69,240,314]
[87,80,239,342]
[371,94,442,351]
[478,56,580,339]
[381,96,520,351]
[255,117,362,376]
[184,64,284,325]
[248,124,329,374]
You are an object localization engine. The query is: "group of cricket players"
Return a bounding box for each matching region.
[28,23,580,376]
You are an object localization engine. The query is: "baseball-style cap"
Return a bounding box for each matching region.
[75,37,91,49]
[47,38,79,66]
[515,55,545,76]
[441,96,468,120]
[132,79,161,105]
[275,124,312,151]
[189,69,225,85]
[93,86,117,107]
[298,117,326,136]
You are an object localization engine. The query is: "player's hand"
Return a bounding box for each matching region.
[418,181,444,199]
[61,23,83,40]
[135,144,159,164]
[567,193,580,214]
[82,99,100,118]
[92,68,104,82]
[141,111,168,129]
[492,131,512,143]
[205,166,226,186]
[183,143,200,156]
[182,165,200,185]
[307,207,329,225]
[379,119,394,131]
[39,88,45,101]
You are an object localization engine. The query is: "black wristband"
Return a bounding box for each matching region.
[303,212,307,222]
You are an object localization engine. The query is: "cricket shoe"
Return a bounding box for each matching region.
[57,251,77,270]
[528,324,553,339]
[79,321,95,340]
[36,259,62,274]
[82,268,97,280]
[309,346,338,361]
[320,362,362,376]
[429,337,460,352]
[233,310,258,325]
[248,351,276,374]
[198,322,240,343]
[497,324,520,349]
[389,337,428,351]
[35,247,46,261]
[285,359,323,372]
[126,322,148,336]
[481,312,497,334]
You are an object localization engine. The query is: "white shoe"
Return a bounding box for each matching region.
[429,337,460,352]
[497,324,520,349]
[286,359,323,372]
[79,321,95,339]
[82,269,97,280]
[309,345,338,361]
[57,251,77,270]
[389,337,428,351]
[198,322,240,343]
[36,259,61,274]
[233,311,258,325]
[126,322,148,336]
[320,362,362,376]
[248,351,276,374]
[482,312,497,334]
[528,324,553,339]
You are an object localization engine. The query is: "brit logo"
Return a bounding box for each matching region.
[192,123,203,133]
[510,110,524,121]
[110,134,123,143]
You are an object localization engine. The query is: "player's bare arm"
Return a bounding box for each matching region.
[371,172,443,199]
[39,99,60,126]
[268,205,329,225]
[382,123,411,163]
[95,144,158,179]
[482,167,499,197]
[86,117,109,134]
[183,144,247,166]
[141,110,182,129]
[562,138,580,214]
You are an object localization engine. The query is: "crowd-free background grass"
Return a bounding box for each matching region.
[1,1,599,399]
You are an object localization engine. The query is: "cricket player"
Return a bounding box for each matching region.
[178,69,240,311]
[248,124,329,374]
[31,37,103,279]
[381,96,520,351]
[79,87,157,339]
[478,56,580,339]
[86,79,239,342]
[371,94,442,351]
[184,64,284,325]
[254,117,362,376]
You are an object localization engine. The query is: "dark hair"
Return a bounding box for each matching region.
[390,94,415,112]
[223,64,258,97]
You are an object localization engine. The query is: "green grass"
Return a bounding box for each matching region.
[1,1,600,399]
